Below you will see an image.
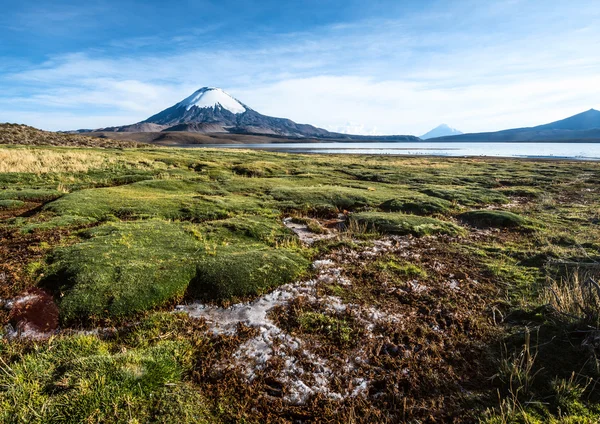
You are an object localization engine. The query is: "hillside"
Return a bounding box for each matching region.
[431,109,600,142]
[0,123,145,148]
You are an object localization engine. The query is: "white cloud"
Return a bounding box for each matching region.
[2,0,600,133]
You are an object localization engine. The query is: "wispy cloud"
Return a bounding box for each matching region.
[1,0,599,133]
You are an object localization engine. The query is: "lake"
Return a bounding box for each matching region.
[188,142,600,160]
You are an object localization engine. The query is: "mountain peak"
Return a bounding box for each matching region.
[420,124,463,140]
[534,108,600,131]
[176,87,247,114]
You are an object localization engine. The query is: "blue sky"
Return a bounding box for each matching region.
[1,0,599,134]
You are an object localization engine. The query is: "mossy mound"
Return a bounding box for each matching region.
[420,187,508,206]
[42,217,309,320]
[459,210,528,229]
[0,334,213,423]
[0,199,25,210]
[192,249,309,300]
[232,161,286,177]
[18,215,97,233]
[202,215,295,245]
[380,196,452,216]
[0,188,63,202]
[43,220,202,321]
[351,212,464,237]
[270,185,371,214]
[45,179,268,221]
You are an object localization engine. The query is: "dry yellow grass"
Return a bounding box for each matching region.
[542,271,600,327]
[0,148,115,173]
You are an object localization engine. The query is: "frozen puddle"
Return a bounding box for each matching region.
[176,239,415,405]
[282,217,338,245]
[175,260,349,404]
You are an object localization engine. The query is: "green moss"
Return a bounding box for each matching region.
[270,185,371,214]
[0,188,63,202]
[232,161,286,177]
[45,179,269,221]
[41,217,309,319]
[375,257,428,279]
[0,199,25,210]
[18,214,97,233]
[420,186,508,206]
[192,249,309,300]
[43,220,203,321]
[297,311,355,346]
[202,215,295,246]
[0,334,213,423]
[351,212,464,237]
[380,196,452,216]
[459,210,529,229]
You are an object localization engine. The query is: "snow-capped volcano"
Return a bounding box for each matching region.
[93,86,419,141]
[176,87,246,114]
[131,86,337,137]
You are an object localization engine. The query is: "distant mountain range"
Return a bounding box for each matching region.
[83,87,418,143]
[430,109,600,142]
[420,124,463,140]
[71,87,600,144]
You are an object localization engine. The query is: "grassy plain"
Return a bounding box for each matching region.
[0,141,599,422]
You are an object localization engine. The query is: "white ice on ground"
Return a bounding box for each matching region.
[282,218,337,245]
[3,322,52,341]
[175,238,414,404]
[176,87,246,114]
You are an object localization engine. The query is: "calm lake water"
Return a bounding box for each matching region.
[190,142,600,160]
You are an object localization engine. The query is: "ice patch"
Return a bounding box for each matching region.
[175,238,417,404]
[283,218,336,245]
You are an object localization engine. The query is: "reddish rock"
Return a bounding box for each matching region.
[9,288,59,333]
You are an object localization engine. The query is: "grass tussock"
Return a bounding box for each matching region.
[542,272,600,328]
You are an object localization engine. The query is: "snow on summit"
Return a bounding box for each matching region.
[177,87,246,114]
